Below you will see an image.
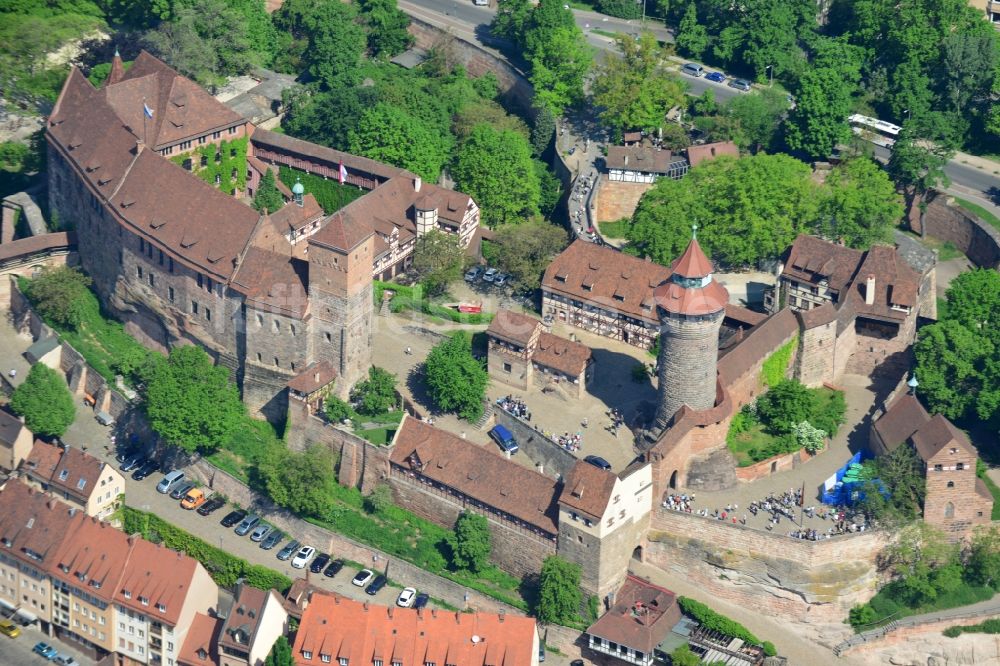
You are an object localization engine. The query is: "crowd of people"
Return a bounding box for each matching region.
[553,432,583,452]
[496,395,530,421]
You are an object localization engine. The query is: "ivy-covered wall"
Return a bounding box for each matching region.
[278,166,365,214]
[759,333,798,387]
[171,136,248,195]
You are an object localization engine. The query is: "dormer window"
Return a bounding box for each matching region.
[140,596,149,606]
[123,590,132,599]
[156,603,166,612]
[90,580,101,590]
[77,478,87,490]
[59,469,69,481]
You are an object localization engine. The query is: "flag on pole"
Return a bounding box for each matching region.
[143,103,155,119]
[339,160,347,185]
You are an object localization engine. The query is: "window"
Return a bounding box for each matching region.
[229,126,238,135]
[198,136,206,145]
[934,464,943,471]
[180,140,191,150]
[302,651,312,660]
[502,362,511,373]
[256,314,263,326]
[321,655,331,664]
[123,590,131,599]
[148,273,155,288]
[197,274,203,289]
[167,641,173,650]
[205,308,211,322]
[158,604,167,613]
[168,258,174,274]
[140,596,149,606]
[957,462,965,470]
[290,324,296,336]
[337,659,347,666]
[191,301,199,315]
[947,481,955,488]
[256,352,262,363]
[207,277,214,292]
[212,131,221,140]
[274,357,279,367]
[325,332,332,342]
[945,502,955,518]
[158,249,164,265]
[137,266,143,279]
[140,239,145,253]
[168,287,175,303]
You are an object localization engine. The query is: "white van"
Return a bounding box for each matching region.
[474,0,488,5]
[156,470,186,494]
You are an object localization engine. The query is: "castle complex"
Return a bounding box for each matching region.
[45,51,478,423]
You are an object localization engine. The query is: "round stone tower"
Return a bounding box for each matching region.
[654,229,729,431]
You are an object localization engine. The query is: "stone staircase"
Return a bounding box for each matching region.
[378,294,392,317]
[474,399,494,430]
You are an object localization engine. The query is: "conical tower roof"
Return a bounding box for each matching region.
[105,50,126,87]
[670,237,714,278]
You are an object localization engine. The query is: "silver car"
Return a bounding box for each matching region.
[249,524,272,542]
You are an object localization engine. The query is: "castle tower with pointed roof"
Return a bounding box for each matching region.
[653,231,729,430]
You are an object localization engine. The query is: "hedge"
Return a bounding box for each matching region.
[677,596,763,646]
[944,619,1000,637]
[278,166,365,214]
[122,506,292,593]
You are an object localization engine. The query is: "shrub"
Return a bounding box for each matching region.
[943,626,963,638]
[22,265,92,330]
[792,420,826,453]
[324,396,353,423]
[631,362,649,382]
[762,641,777,657]
[677,597,762,645]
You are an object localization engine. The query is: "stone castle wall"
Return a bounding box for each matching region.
[388,469,556,577]
[647,508,887,622]
[797,321,836,387]
[656,311,725,428]
[919,192,1000,269]
[493,408,577,480]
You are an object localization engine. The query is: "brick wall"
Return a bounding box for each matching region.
[921,192,1000,269]
[494,409,577,480]
[734,444,821,483]
[797,322,836,387]
[646,508,887,622]
[923,452,993,541]
[488,346,530,391]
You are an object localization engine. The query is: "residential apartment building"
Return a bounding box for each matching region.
[293,590,539,666]
[20,440,125,520]
[218,583,288,666]
[541,240,672,349]
[0,479,218,663]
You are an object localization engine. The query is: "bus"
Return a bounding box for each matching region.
[848,114,902,148]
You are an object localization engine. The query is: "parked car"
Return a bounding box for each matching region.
[365,574,388,596]
[0,619,20,638]
[728,78,752,91]
[234,514,261,536]
[291,546,316,569]
[323,559,344,578]
[489,424,518,455]
[180,488,207,510]
[539,644,546,662]
[156,469,186,494]
[120,455,143,472]
[396,587,417,608]
[131,460,158,481]
[567,146,576,156]
[169,481,196,500]
[261,530,284,550]
[681,62,704,77]
[464,266,482,282]
[54,656,80,666]
[220,510,247,528]
[249,524,272,543]
[352,569,374,587]
[33,642,58,659]
[584,455,612,471]
[116,449,136,464]
[277,539,301,561]
[705,71,726,83]
[309,553,331,574]
[493,273,508,287]
[197,497,225,516]
[482,268,499,283]
[412,592,430,609]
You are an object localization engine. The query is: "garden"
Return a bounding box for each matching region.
[374,281,494,325]
[727,379,846,466]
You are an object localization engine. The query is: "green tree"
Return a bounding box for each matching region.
[446,511,492,572]
[263,635,294,666]
[785,41,862,159]
[364,483,393,515]
[360,0,413,59]
[966,526,1000,590]
[10,363,75,437]
[453,102,530,142]
[819,158,903,248]
[724,87,788,152]
[523,0,592,115]
[882,522,960,606]
[352,366,397,416]
[349,103,451,181]
[424,331,489,421]
[536,555,582,624]
[676,2,709,58]
[260,443,338,518]
[530,103,556,156]
[914,320,996,422]
[411,230,466,296]
[253,169,284,213]
[857,442,926,523]
[670,645,702,666]
[272,0,365,88]
[592,32,687,137]
[493,220,568,291]
[283,87,378,152]
[756,379,813,435]
[451,124,541,226]
[628,153,819,268]
[143,346,245,453]
[534,159,563,218]
[937,269,1000,336]
[144,0,264,84]
[23,266,93,330]
[887,121,955,212]
[491,0,533,43]
[324,396,353,423]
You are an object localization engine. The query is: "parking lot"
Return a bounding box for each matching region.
[1,622,95,665]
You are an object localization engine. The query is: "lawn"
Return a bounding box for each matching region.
[952,196,1000,232]
[726,423,782,467]
[598,218,631,239]
[862,581,996,631]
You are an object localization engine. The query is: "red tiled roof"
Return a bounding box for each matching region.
[723,304,767,327]
[287,361,337,395]
[783,234,863,295]
[718,309,797,386]
[220,585,280,653]
[686,141,739,167]
[872,393,930,454]
[251,128,404,182]
[671,238,714,278]
[293,591,536,666]
[542,240,672,324]
[585,575,681,654]
[606,145,675,173]
[653,280,728,316]
[117,536,201,625]
[486,309,541,347]
[48,516,131,605]
[177,612,221,666]
[270,194,324,233]
[230,247,309,318]
[533,332,592,377]
[310,210,374,253]
[976,477,995,503]
[0,480,79,569]
[23,441,108,502]
[0,232,75,264]
[558,460,616,520]
[390,417,560,535]
[911,413,975,462]
[0,408,24,447]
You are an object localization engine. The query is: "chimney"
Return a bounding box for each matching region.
[364,601,369,612]
[865,275,875,306]
[624,155,628,166]
[455,611,461,623]
[414,176,422,192]
[498,609,505,623]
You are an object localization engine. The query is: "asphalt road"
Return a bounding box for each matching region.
[1,624,95,666]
